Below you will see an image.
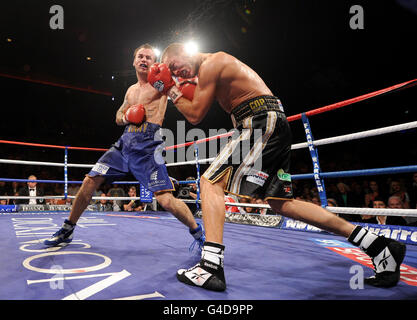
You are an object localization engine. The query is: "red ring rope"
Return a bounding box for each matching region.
[1,79,415,151]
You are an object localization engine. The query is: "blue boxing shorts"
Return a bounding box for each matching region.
[88,122,174,193]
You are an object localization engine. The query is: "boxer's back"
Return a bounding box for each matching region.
[204,52,273,113]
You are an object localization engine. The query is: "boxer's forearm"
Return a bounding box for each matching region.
[115,99,130,126]
[174,98,207,125]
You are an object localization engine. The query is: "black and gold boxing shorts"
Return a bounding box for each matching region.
[202,96,293,201]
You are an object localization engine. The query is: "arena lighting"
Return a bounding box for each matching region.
[153,48,161,58]
[184,41,198,55]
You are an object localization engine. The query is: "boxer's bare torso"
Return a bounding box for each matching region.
[117,83,167,126]
[116,47,167,127]
[197,52,273,114]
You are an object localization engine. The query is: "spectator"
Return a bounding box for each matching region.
[327,198,338,207]
[334,182,360,207]
[44,191,55,205]
[11,181,20,197]
[374,197,407,226]
[98,193,113,211]
[177,177,198,200]
[108,184,126,209]
[237,197,251,214]
[387,195,404,209]
[359,196,380,224]
[364,180,382,207]
[51,196,67,205]
[254,197,267,215]
[67,184,80,204]
[225,194,240,213]
[388,195,415,227]
[90,186,104,205]
[187,177,198,200]
[17,175,45,204]
[389,180,410,209]
[122,186,143,212]
[333,182,361,222]
[249,197,260,214]
[176,177,199,213]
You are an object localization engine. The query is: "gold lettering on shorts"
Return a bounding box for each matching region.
[249,98,266,112]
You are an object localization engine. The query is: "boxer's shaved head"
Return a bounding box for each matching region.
[161,43,185,63]
[162,43,200,78]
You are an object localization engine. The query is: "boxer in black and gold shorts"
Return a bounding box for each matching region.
[158,43,406,292]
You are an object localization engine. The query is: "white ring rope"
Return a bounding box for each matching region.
[227,202,417,217]
[2,195,416,217]
[291,120,417,150]
[0,159,93,168]
[0,195,141,201]
[326,206,417,217]
[166,157,216,167]
[179,199,417,217]
[1,121,416,168]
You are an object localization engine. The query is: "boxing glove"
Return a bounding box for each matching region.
[148,63,175,94]
[123,104,145,125]
[177,76,198,101]
[176,76,198,86]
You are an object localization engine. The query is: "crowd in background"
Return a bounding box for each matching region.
[290,173,417,227]
[1,170,416,227]
[0,178,145,213]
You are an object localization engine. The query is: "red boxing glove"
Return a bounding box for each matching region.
[123,104,145,125]
[178,82,196,101]
[148,63,175,94]
[177,76,198,85]
[170,76,198,103]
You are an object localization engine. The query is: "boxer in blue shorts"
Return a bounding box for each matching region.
[44,44,205,251]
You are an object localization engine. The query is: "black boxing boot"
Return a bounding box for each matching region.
[348,226,406,287]
[177,241,226,291]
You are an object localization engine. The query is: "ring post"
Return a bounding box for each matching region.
[301,113,328,207]
[194,142,201,210]
[64,146,69,200]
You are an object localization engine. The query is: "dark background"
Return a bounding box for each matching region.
[0,0,416,184]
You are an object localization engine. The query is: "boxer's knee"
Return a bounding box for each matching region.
[80,175,104,198]
[200,176,225,195]
[155,191,175,211]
